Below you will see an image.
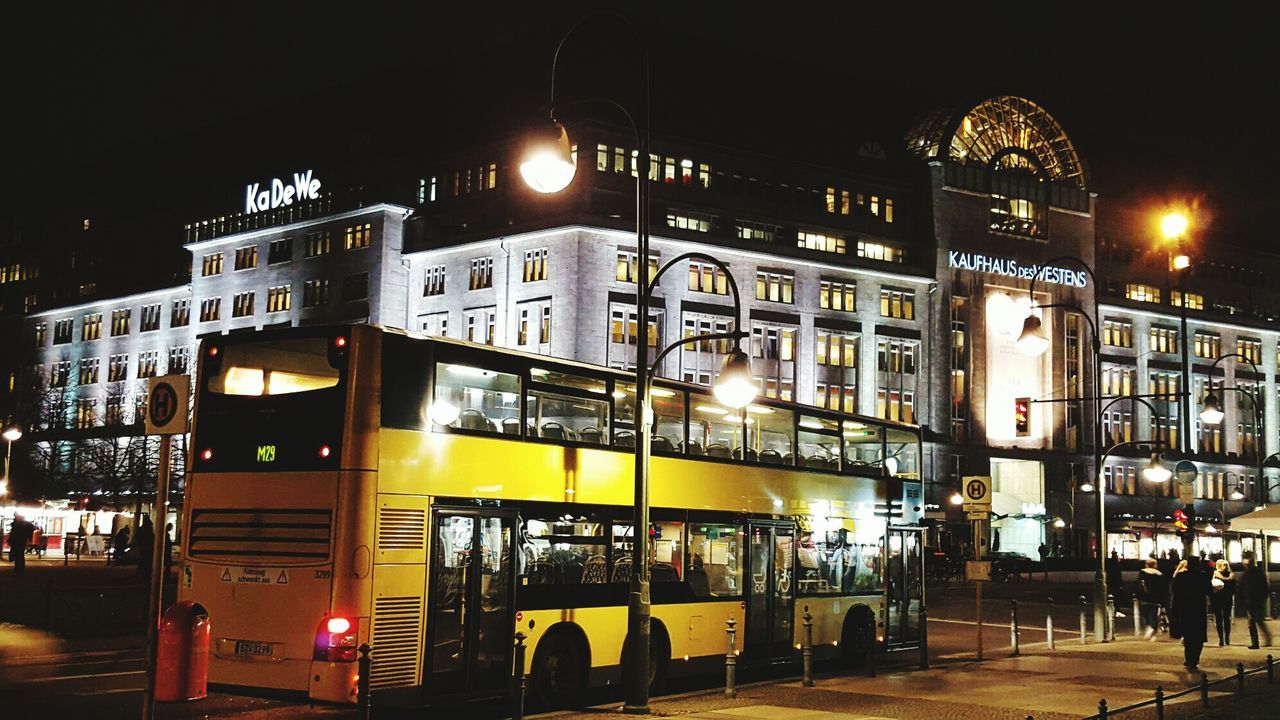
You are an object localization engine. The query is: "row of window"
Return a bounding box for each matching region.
[1102,318,1264,363]
[1124,283,1207,311]
[38,300,191,347]
[42,346,190,389]
[662,211,905,263]
[199,224,372,278]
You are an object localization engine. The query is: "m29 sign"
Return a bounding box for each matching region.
[245,170,322,214]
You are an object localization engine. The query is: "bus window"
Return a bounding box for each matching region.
[614,384,686,454]
[798,415,840,470]
[886,427,919,477]
[432,363,520,434]
[611,521,683,583]
[688,523,741,597]
[746,405,794,465]
[689,398,744,459]
[521,514,607,585]
[207,337,340,396]
[842,421,884,473]
[526,390,609,443]
[797,521,859,595]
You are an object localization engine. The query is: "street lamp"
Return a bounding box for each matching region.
[1022,255,1106,637]
[2,425,21,496]
[1143,452,1172,483]
[1199,393,1225,426]
[520,15,752,711]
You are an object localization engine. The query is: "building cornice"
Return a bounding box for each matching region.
[184,203,412,252]
[27,285,191,320]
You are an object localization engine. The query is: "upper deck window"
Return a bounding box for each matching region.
[207,338,341,396]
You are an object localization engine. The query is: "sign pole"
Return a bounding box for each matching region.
[142,433,172,720]
[140,375,187,720]
[974,518,983,661]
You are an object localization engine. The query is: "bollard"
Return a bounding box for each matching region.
[1106,594,1116,642]
[1200,672,1210,707]
[1236,662,1245,694]
[725,617,737,698]
[1154,685,1165,720]
[1097,698,1108,720]
[1046,597,1055,651]
[918,603,929,670]
[802,606,814,687]
[512,632,528,720]
[1010,599,1020,657]
[1079,595,1088,645]
[1268,655,1275,684]
[356,643,372,720]
[1133,597,1141,638]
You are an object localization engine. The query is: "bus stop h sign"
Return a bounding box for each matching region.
[146,375,190,436]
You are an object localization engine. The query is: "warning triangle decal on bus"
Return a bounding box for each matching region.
[276,570,289,584]
[220,568,232,582]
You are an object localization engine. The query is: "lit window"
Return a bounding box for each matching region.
[1171,291,1204,310]
[797,231,845,255]
[234,246,258,271]
[1149,327,1179,354]
[523,248,549,282]
[469,257,494,290]
[424,265,446,296]
[199,298,221,322]
[879,288,915,320]
[666,211,713,232]
[755,271,794,304]
[819,281,856,312]
[1125,284,1161,304]
[305,231,331,258]
[108,353,129,382]
[138,350,159,379]
[232,292,255,318]
[616,251,659,284]
[857,240,904,263]
[267,285,292,313]
[202,253,224,276]
[82,313,102,341]
[736,220,780,243]
[171,299,190,327]
[687,262,730,295]
[1103,320,1132,348]
[344,222,372,250]
[140,304,162,332]
[1194,332,1220,359]
[111,309,131,336]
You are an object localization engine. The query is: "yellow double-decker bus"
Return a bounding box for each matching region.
[178,324,925,708]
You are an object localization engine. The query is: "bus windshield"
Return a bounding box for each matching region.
[194,332,348,472]
[208,338,340,396]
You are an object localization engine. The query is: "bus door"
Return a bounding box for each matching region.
[744,521,795,662]
[884,526,924,649]
[424,508,517,697]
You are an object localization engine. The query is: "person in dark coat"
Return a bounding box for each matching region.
[1136,558,1168,639]
[6,514,36,575]
[1239,553,1272,648]
[133,516,154,577]
[1169,559,1212,671]
[1210,559,1236,646]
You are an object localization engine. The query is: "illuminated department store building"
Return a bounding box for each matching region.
[13,95,1280,561]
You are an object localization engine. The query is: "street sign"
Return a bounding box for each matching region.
[966,560,992,582]
[966,510,991,520]
[962,475,992,505]
[1174,460,1198,485]
[1178,482,1196,505]
[145,375,190,435]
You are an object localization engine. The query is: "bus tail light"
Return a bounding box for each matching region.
[315,616,358,662]
[200,448,213,462]
[319,444,332,459]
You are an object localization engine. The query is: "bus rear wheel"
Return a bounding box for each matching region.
[531,635,586,710]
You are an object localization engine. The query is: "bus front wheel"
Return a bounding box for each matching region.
[531,634,586,710]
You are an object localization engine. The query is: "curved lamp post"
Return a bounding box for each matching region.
[519,16,753,711]
[1,424,21,497]
[1017,255,1107,637]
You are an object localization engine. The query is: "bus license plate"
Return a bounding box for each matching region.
[234,641,273,656]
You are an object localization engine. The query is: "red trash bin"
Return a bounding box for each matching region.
[156,601,210,701]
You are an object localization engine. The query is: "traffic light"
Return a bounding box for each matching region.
[1174,504,1196,540]
[1014,397,1031,437]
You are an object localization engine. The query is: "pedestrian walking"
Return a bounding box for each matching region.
[6,514,36,575]
[134,516,154,577]
[1210,559,1235,646]
[1136,557,1167,640]
[1239,553,1272,648]
[1169,559,1212,672]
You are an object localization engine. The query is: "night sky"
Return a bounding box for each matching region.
[4,4,1274,249]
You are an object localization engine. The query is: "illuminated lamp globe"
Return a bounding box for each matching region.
[428,400,461,427]
[884,456,899,477]
[1143,453,1172,483]
[1231,484,1246,501]
[1,426,21,443]
[1199,393,1225,425]
[1160,212,1189,241]
[949,491,964,506]
[519,119,576,193]
[1015,315,1050,357]
[713,350,758,410]
[1080,480,1095,493]
[1053,517,1066,528]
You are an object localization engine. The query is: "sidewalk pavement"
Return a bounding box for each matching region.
[549,635,1280,720]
